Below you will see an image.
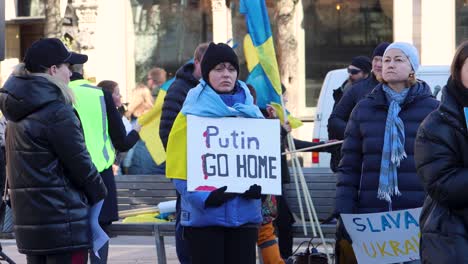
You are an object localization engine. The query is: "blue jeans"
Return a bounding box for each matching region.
[127,140,165,175]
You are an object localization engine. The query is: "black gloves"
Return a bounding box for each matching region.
[204,185,262,208]
[204,186,236,208]
[241,184,262,199]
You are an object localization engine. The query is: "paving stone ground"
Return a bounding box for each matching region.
[0,236,333,263]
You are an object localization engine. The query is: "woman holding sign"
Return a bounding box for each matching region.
[415,41,468,263]
[165,42,263,264]
[335,42,439,263]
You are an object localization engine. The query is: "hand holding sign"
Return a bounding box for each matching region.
[340,208,421,264]
[187,116,282,195]
[241,184,262,199]
[204,186,237,208]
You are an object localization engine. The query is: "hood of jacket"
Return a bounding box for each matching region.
[175,62,200,88]
[438,84,468,136]
[0,75,63,122]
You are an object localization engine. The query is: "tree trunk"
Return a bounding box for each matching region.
[274,0,300,115]
[44,0,63,38]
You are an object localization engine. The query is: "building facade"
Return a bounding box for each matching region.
[1,0,467,151]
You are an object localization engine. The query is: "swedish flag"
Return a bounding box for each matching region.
[240,0,302,128]
[240,0,282,109]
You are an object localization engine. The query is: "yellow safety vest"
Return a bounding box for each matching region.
[69,79,115,172]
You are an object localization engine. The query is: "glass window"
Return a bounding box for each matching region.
[228,0,393,109]
[17,0,45,17]
[456,0,468,45]
[304,0,393,107]
[130,0,212,86]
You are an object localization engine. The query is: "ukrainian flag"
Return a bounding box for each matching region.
[240,0,302,128]
[136,77,175,165]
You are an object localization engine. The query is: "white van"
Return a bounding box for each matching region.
[311,65,450,168]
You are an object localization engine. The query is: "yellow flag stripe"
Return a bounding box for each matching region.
[257,37,282,96]
[244,34,259,72]
[137,90,167,165]
[270,103,303,129]
[165,113,187,180]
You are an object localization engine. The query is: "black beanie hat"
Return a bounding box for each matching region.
[372,42,391,58]
[351,56,372,74]
[201,42,239,84]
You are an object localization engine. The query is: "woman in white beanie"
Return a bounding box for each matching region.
[334,42,439,264]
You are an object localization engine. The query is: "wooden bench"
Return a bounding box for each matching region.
[284,168,336,245]
[109,174,176,264]
[109,167,336,264]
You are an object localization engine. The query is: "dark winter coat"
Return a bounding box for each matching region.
[328,74,379,140]
[414,82,468,264]
[328,75,379,172]
[99,90,139,224]
[0,74,107,255]
[335,81,438,215]
[160,62,200,149]
[331,80,348,110]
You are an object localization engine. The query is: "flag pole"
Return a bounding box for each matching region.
[280,94,332,262]
[282,140,343,155]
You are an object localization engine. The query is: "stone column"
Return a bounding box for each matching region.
[393,0,422,56]
[72,0,134,101]
[393,0,415,43]
[211,0,232,43]
[95,0,135,101]
[72,0,99,80]
[420,0,455,65]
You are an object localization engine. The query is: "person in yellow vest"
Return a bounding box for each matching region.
[69,64,141,264]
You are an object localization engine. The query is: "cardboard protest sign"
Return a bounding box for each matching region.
[341,207,422,264]
[187,115,281,195]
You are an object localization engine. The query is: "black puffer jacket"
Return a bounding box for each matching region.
[160,62,199,149]
[328,74,379,140]
[0,74,107,255]
[336,81,438,215]
[328,75,379,172]
[415,81,468,264]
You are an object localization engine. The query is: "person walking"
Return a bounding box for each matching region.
[414,41,468,264]
[334,42,439,264]
[0,38,107,264]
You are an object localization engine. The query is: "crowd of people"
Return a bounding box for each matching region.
[0,34,467,264]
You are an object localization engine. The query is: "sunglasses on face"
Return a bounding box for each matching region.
[347,68,362,75]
